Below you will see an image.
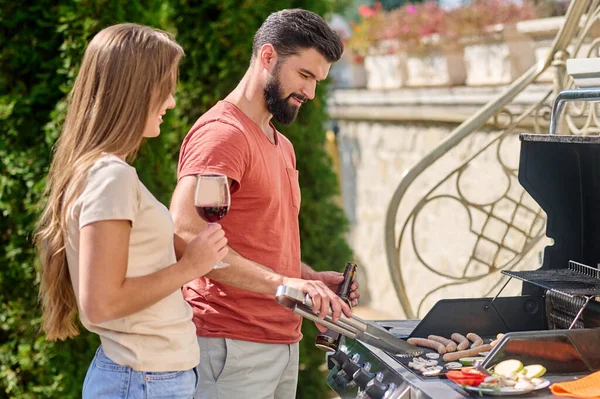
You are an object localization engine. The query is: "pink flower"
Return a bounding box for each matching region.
[358,5,376,18]
[406,5,416,14]
[402,25,410,33]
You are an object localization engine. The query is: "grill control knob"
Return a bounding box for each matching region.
[364,377,389,399]
[341,354,361,379]
[383,383,397,399]
[332,369,351,389]
[352,363,375,389]
[328,349,350,369]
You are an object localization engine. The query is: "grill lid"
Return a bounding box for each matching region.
[519,132,600,285]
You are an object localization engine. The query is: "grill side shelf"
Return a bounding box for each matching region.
[501,263,600,298]
[501,261,600,330]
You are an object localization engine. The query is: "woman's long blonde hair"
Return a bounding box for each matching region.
[35,23,184,340]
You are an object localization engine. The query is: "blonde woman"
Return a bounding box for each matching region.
[35,23,227,398]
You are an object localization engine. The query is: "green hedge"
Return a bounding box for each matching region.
[0,1,351,397]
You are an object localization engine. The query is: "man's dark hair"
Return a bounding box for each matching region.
[252,9,343,63]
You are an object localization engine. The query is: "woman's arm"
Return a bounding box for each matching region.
[78,219,226,324]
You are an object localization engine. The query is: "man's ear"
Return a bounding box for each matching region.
[259,44,278,73]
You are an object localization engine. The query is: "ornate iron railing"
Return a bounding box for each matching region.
[385,0,600,319]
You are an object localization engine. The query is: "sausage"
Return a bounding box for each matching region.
[407,338,447,354]
[467,332,484,348]
[451,333,470,351]
[489,333,505,347]
[428,335,457,352]
[442,344,492,362]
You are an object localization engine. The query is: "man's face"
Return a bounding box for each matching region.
[264,48,331,125]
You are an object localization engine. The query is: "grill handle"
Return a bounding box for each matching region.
[550,88,600,135]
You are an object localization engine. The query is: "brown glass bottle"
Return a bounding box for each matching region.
[315,262,358,352]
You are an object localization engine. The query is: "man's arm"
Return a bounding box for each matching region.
[170,176,351,320]
[174,233,187,261]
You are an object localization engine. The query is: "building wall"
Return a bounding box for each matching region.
[330,86,552,319]
[326,14,600,318]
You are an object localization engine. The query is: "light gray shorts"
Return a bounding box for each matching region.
[193,336,299,399]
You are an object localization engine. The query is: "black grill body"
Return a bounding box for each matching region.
[325,134,600,398]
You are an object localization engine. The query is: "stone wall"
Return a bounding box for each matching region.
[329,86,552,319]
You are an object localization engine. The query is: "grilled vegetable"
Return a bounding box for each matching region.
[494,359,524,376]
[446,369,486,387]
[522,364,546,378]
[458,356,485,366]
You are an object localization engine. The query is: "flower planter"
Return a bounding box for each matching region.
[330,57,368,89]
[406,47,466,87]
[349,62,368,88]
[330,49,369,89]
[364,53,408,90]
[464,26,536,86]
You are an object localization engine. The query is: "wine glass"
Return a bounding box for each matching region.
[194,173,230,269]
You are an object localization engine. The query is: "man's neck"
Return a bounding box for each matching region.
[224,70,276,143]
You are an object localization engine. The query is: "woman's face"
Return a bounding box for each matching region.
[142,93,176,138]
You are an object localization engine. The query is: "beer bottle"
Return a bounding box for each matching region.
[315,262,358,352]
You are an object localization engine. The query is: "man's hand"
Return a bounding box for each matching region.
[308,271,361,332]
[313,271,360,307]
[282,277,352,323]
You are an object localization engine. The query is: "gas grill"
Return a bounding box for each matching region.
[327,88,600,398]
[277,87,600,398]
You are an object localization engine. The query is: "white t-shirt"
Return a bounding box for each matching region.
[64,154,199,371]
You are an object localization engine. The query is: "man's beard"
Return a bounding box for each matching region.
[264,68,306,126]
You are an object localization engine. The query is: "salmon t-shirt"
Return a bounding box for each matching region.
[177,101,302,343]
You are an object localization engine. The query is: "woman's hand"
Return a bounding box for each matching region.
[180,223,228,278]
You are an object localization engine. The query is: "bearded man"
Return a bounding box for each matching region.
[169,9,360,399]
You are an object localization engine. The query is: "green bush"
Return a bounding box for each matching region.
[0,1,351,397]
[0,1,169,397]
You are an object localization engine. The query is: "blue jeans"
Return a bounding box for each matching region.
[82,346,198,399]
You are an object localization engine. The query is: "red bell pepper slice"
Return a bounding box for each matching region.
[446,369,486,387]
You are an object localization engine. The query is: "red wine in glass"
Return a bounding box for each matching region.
[195,174,230,269]
[196,205,229,223]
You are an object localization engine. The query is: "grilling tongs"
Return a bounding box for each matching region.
[275,285,423,357]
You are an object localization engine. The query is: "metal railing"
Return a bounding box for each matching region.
[385,0,600,318]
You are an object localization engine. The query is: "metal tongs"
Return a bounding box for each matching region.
[275,285,423,357]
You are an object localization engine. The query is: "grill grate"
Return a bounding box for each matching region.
[546,291,586,329]
[502,261,600,297]
[498,261,600,329]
